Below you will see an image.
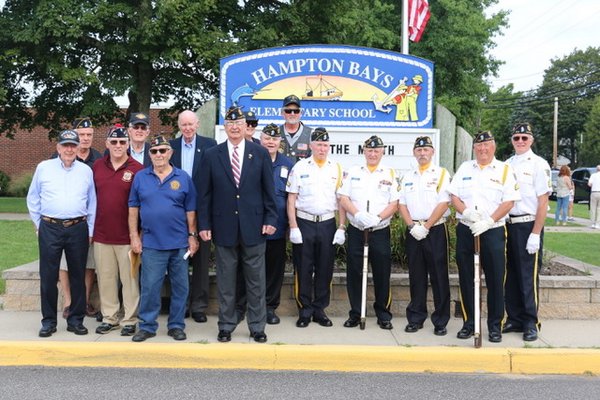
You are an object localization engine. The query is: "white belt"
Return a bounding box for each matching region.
[412,217,447,227]
[350,223,390,232]
[297,210,335,222]
[508,215,536,224]
[460,219,505,229]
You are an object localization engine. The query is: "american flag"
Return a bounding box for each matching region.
[408,0,431,42]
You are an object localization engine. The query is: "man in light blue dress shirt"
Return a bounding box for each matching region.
[27,130,97,338]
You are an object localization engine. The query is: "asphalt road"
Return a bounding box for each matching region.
[1,367,598,400]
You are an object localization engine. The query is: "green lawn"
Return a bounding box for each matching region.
[0,197,28,213]
[0,220,38,294]
[548,200,589,220]
[544,232,600,266]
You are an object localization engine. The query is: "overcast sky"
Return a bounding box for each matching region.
[487,0,600,93]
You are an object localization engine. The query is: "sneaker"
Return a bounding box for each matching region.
[568,217,575,222]
[95,323,119,334]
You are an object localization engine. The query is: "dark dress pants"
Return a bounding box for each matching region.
[405,223,450,328]
[345,224,392,321]
[38,219,88,328]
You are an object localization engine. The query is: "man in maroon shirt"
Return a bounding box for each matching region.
[92,125,144,336]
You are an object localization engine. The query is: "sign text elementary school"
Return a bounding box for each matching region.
[219,45,434,129]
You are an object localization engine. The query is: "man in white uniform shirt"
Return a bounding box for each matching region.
[338,135,399,330]
[504,123,552,342]
[398,136,451,336]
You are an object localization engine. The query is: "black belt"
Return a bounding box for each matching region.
[42,216,86,228]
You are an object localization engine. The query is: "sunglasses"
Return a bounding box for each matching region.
[109,140,128,146]
[149,148,169,154]
[130,125,148,131]
[512,135,530,142]
[247,122,258,128]
[283,108,301,114]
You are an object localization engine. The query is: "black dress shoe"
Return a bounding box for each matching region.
[39,326,57,338]
[404,322,423,333]
[456,327,474,339]
[296,317,310,328]
[434,326,448,336]
[95,323,119,334]
[313,315,333,327]
[266,310,280,325]
[132,330,156,342]
[121,325,136,336]
[502,322,523,333]
[250,331,268,343]
[192,312,207,323]
[377,320,393,330]
[343,317,360,328]
[67,324,88,335]
[217,330,232,342]
[489,331,502,343]
[523,328,538,342]
[167,328,187,341]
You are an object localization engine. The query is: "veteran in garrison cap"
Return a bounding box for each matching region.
[243,110,260,144]
[279,94,313,163]
[198,105,277,343]
[128,134,198,342]
[92,124,143,337]
[448,130,520,343]
[504,122,551,342]
[286,127,346,328]
[128,112,151,166]
[398,135,451,336]
[338,135,399,330]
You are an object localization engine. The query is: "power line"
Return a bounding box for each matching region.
[481,89,600,109]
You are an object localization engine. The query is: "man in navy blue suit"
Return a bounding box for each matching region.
[198,106,277,343]
[169,110,217,324]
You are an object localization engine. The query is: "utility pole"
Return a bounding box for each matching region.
[402,0,409,54]
[553,97,558,167]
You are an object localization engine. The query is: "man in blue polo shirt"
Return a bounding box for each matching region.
[128,135,199,342]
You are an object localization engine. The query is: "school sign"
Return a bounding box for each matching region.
[219,45,434,129]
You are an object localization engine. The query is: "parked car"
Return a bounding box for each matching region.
[571,167,595,203]
[550,169,559,200]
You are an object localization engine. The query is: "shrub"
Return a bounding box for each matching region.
[7,172,33,197]
[0,170,10,196]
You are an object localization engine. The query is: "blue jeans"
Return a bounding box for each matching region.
[556,196,569,223]
[139,248,189,333]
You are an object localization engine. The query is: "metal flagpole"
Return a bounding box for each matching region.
[402,0,409,54]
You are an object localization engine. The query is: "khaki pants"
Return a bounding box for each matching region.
[591,192,600,225]
[94,243,139,325]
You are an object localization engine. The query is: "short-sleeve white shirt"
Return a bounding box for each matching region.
[398,164,451,220]
[506,150,551,216]
[286,157,342,215]
[448,158,521,221]
[337,163,399,229]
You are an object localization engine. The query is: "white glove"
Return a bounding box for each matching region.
[526,233,540,254]
[353,211,370,229]
[470,216,495,236]
[462,208,482,223]
[290,227,303,244]
[332,228,346,245]
[409,224,429,241]
[363,213,381,229]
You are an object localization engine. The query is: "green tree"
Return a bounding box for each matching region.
[0,0,240,138]
[580,95,600,166]
[527,47,600,166]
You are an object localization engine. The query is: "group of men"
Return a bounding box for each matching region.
[27,91,550,344]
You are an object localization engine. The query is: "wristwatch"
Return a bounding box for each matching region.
[188,232,199,238]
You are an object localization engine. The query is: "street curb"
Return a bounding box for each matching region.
[1,341,599,374]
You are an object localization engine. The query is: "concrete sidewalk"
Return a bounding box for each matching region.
[0,311,599,375]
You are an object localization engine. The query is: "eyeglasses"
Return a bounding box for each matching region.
[283,108,301,114]
[149,148,169,154]
[512,135,530,142]
[130,125,148,131]
[109,140,128,146]
[225,120,246,126]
